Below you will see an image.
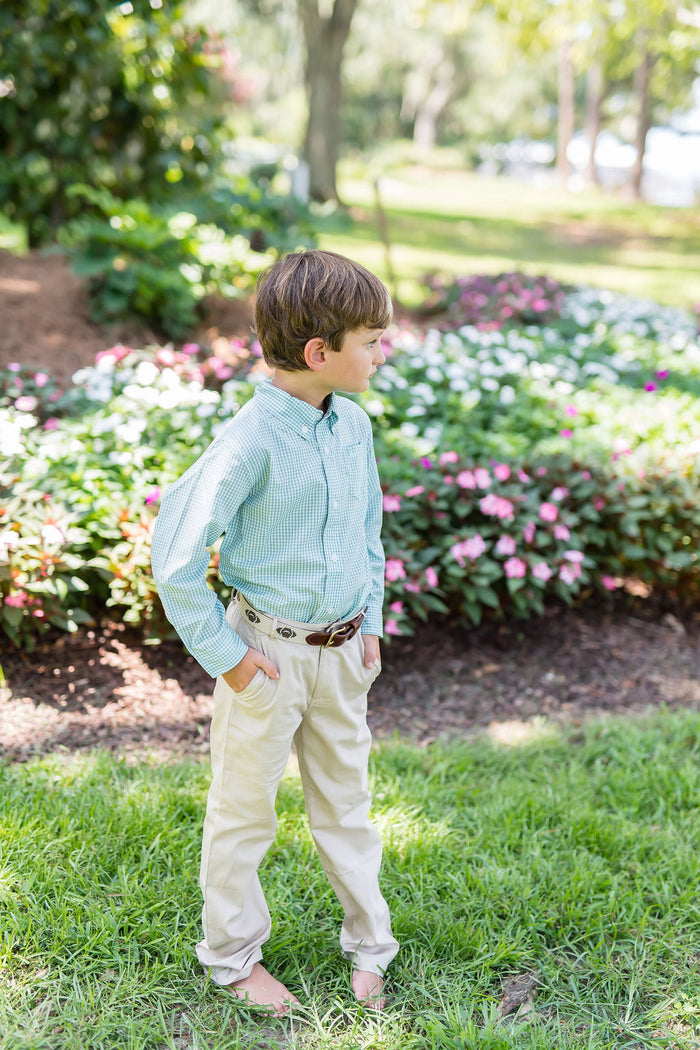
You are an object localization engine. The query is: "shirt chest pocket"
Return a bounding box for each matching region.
[342,441,366,500]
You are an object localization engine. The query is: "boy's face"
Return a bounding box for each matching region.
[323,326,386,395]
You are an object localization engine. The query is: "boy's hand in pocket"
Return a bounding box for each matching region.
[223,648,279,692]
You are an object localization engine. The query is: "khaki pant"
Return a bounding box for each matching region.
[195,595,399,985]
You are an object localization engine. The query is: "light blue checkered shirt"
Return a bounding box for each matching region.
[150,379,385,678]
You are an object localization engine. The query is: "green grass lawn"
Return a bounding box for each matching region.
[2,709,700,1049]
[318,162,700,310]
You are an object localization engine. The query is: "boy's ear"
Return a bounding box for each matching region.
[303,337,328,371]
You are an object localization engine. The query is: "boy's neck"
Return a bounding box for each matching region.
[270,370,331,413]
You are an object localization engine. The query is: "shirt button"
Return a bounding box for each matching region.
[331,554,339,562]
[333,500,338,509]
[324,446,330,454]
[301,425,308,434]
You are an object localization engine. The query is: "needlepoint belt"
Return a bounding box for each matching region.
[233,590,366,649]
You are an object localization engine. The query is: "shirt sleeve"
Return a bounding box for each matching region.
[150,438,253,677]
[360,418,385,637]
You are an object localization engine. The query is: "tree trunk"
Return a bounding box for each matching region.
[298,0,358,202]
[584,60,604,186]
[556,39,574,184]
[413,62,454,152]
[630,41,653,199]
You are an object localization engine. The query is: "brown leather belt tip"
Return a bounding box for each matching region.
[305,609,366,648]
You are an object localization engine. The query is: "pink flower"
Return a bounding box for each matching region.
[517,469,530,483]
[504,557,527,579]
[404,581,420,593]
[474,468,492,489]
[560,429,573,439]
[439,451,459,466]
[389,600,404,614]
[456,470,476,489]
[551,487,569,501]
[181,343,200,356]
[385,558,406,582]
[600,575,619,591]
[531,298,549,312]
[532,562,553,582]
[7,362,20,372]
[539,502,558,522]
[644,382,657,392]
[523,522,536,544]
[559,563,582,585]
[383,494,402,512]
[496,534,517,556]
[565,405,579,417]
[145,488,161,506]
[536,467,547,477]
[385,619,401,636]
[43,417,60,431]
[4,592,28,608]
[450,535,486,565]
[479,494,515,520]
[156,348,177,366]
[443,475,454,485]
[593,498,605,512]
[493,463,511,482]
[34,372,49,388]
[95,344,130,364]
[553,523,570,541]
[655,369,669,380]
[15,395,38,412]
[563,550,584,563]
[425,566,438,588]
[581,470,591,480]
[421,458,433,470]
[405,485,425,497]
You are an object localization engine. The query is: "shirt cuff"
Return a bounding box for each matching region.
[193,630,249,679]
[361,608,383,637]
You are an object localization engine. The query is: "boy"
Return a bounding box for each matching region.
[150,249,399,1016]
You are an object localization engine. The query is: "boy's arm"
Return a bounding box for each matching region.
[151,440,255,679]
[360,420,385,643]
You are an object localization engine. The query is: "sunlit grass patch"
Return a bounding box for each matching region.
[319,166,700,309]
[2,709,699,1047]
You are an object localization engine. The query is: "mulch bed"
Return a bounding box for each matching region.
[2,602,698,762]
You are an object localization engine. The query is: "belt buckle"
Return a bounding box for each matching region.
[323,624,345,648]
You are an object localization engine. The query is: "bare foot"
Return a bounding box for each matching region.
[227,962,300,1017]
[352,969,385,1010]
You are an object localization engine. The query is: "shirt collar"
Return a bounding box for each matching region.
[254,379,339,435]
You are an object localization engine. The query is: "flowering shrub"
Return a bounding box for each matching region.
[380,452,700,631]
[1,280,698,648]
[0,477,95,644]
[420,271,568,329]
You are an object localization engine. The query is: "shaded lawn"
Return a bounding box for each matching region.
[1,709,699,1048]
[318,169,700,309]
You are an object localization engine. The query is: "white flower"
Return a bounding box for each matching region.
[0,417,24,455]
[41,524,65,547]
[134,361,160,386]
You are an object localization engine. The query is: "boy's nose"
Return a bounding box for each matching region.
[375,343,386,366]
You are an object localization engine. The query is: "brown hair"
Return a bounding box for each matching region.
[254,249,392,371]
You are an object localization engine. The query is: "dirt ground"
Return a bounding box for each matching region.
[2,603,699,762]
[0,248,255,377]
[2,250,699,761]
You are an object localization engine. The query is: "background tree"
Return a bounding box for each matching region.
[608,0,700,197]
[0,0,223,245]
[297,0,359,200]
